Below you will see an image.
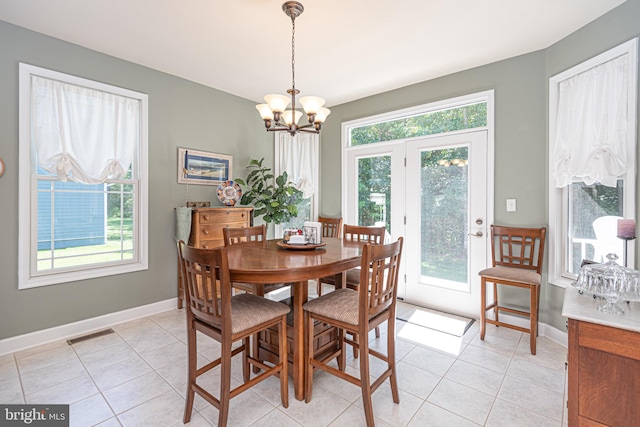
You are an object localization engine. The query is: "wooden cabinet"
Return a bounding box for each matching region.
[188,207,253,249]
[177,207,253,308]
[564,288,640,427]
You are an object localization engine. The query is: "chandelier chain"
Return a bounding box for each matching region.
[291,15,296,93]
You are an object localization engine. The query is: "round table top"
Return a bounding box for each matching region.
[225,237,364,284]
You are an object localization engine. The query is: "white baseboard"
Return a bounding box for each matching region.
[0,298,179,356]
[493,312,568,348]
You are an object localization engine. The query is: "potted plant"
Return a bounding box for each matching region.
[235,158,302,233]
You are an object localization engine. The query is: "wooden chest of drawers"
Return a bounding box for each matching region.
[188,207,254,249]
[177,207,253,308]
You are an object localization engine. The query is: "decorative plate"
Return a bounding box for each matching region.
[216,180,242,206]
[277,241,327,250]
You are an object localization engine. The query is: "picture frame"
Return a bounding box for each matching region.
[177,148,232,185]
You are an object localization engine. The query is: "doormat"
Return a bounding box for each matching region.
[396,302,474,337]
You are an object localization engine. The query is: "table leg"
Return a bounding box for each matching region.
[292,280,309,401]
[334,271,347,289]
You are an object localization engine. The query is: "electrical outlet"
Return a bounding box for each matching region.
[506,198,516,212]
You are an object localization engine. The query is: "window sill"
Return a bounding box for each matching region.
[19,261,148,290]
[549,275,574,289]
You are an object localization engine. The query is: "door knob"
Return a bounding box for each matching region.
[468,231,483,238]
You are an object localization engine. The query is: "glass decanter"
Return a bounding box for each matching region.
[573,253,640,315]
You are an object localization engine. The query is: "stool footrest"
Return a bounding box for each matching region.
[496,305,530,317]
[485,318,531,334]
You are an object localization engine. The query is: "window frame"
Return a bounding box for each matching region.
[18,64,149,289]
[548,38,638,287]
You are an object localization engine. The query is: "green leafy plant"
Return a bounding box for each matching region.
[235,158,302,225]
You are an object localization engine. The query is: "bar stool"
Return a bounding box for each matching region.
[478,225,546,355]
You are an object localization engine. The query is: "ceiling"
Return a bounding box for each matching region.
[0,0,627,107]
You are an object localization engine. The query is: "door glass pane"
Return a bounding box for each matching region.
[357,156,391,233]
[568,180,624,274]
[420,147,469,283]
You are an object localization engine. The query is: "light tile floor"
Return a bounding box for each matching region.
[0,286,569,426]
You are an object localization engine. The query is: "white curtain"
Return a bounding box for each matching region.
[276,132,318,199]
[553,54,629,188]
[31,75,140,184]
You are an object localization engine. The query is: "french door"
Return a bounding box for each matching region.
[344,130,491,318]
[404,131,489,317]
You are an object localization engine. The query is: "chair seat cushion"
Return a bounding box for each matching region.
[230,293,290,334]
[478,266,541,286]
[303,288,359,326]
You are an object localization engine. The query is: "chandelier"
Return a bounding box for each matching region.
[256,1,330,135]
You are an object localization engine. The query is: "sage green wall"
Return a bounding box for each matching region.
[320,0,640,331]
[0,20,271,340]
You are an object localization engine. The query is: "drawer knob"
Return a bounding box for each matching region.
[203,215,210,221]
[202,229,209,235]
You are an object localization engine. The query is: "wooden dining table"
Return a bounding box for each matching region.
[225,236,365,400]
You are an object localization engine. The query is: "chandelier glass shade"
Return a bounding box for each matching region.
[256,1,330,135]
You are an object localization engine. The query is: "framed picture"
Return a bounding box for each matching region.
[177,148,232,185]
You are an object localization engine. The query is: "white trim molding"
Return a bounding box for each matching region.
[0,298,177,356]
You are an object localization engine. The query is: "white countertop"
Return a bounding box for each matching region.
[562,286,640,333]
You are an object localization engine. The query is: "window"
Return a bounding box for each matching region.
[19,64,148,289]
[549,39,638,286]
[275,132,319,234]
[349,101,487,146]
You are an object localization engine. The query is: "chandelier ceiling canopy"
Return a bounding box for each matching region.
[256,1,330,136]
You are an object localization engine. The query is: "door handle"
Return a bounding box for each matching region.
[468,231,483,238]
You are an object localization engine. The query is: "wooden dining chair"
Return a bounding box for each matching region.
[319,216,343,238]
[315,216,343,296]
[223,224,292,371]
[304,237,404,427]
[177,241,289,427]
[316,224,387,356]
[223,224,291,298]
[317,224,386,295]
[478,225,546,355]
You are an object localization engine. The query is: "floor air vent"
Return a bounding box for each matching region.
[67,328,115,345]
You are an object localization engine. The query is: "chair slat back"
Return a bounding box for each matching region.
[223,224,266,247]
[318,216,343,238]
[491,225,546,274]
[360,237,404,320]
[343,224,386,244]
[177,241,232,327]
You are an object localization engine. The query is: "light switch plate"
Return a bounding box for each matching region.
[506,198,517,212]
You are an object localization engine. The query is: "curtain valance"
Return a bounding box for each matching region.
[31,75,140,184]
[553,54,629,188]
